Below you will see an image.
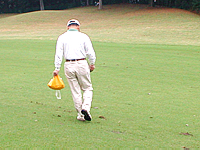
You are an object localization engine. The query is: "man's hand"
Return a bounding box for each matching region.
[53,70,59,76]
[89,65,95,72]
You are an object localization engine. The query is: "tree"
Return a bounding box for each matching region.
[192,0,200,13]
[86,0,89,5]
[150,0,154,7]
[0,0,8,13]
[39,0,44,10]
[98,0,102,9]
[0,0,199,13]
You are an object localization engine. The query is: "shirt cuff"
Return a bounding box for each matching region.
[55,67,60,71]
[90,60,95,65]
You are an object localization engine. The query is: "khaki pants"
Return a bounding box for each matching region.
[64,60,93,115]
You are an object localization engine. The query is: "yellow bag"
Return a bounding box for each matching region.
[48,75,65,90]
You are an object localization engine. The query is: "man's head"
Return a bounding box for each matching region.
[67,19,80,30]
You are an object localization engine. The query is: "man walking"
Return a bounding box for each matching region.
[53,19,96,121]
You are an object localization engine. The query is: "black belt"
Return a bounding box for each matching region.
[66,58,85,62]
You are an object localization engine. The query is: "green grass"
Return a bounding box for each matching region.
[0,4,200,148]
[0,40,199,148]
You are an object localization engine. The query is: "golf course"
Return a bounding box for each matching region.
[0,4,200,148]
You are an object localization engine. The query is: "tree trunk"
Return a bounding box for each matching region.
[150,0,154,7]
[98,0,102,9]
[87,0,89,5]
[40,0,44,10]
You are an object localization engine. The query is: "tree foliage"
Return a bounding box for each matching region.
[0,0,199,13]
[192,0,200,13]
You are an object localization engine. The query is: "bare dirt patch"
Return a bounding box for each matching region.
[0,13,19,18]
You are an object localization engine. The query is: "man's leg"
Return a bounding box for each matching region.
[82,90,93,112]
[64,62,83,116]
[77,60,94,121]
[67,78,83,114]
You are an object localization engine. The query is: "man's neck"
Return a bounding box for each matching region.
[68,29,78,31]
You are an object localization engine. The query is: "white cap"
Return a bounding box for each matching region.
[67,19,80,26]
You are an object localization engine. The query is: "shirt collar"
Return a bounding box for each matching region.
[68,29,78,31]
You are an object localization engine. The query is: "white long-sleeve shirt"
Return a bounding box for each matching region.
[54,29,96,70]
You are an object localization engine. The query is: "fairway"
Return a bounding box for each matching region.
[0,4,200,148]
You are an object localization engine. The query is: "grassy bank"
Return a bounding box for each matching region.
[0,4,200,45]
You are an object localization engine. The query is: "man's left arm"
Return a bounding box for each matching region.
[85,36,96,72]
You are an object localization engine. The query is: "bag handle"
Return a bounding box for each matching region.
[55,90,61,99]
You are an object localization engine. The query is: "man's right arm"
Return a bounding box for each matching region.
[54,36,64,76]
